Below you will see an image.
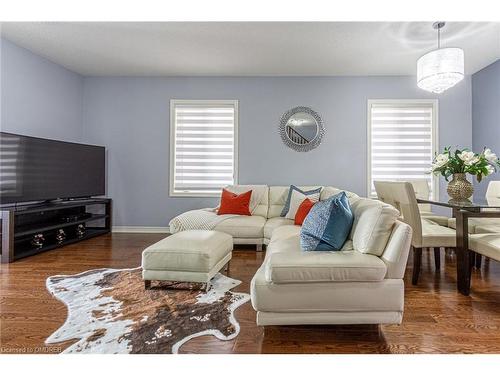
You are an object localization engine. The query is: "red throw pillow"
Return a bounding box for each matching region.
[217,189,252,215]
[294,198,315,225]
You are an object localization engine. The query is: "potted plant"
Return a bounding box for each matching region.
[431,147,500,200]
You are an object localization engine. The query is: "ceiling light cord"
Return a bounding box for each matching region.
[433,21,445,50]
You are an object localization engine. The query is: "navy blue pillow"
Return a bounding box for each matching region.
[280,185,322,217]
[300,191,354,251]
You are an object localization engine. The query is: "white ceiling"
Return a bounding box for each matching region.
[1,22,499,76]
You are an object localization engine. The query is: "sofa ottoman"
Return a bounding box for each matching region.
[141,230,233,290]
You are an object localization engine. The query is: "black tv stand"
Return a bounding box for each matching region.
[1,198,112,263]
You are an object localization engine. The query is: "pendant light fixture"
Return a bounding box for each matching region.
[417,22,464,94]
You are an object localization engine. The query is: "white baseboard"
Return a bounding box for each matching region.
[112,226,170,234]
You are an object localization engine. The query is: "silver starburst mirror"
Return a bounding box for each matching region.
[279,106,324,152]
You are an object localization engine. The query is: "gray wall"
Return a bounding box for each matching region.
[472,59,500,196]
[0,38,474,226]
[1,38,84,141]
[82,76,472,226]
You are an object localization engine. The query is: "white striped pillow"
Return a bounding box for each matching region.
[285,189,320,220]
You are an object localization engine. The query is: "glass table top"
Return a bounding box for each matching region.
[417,195,500,210]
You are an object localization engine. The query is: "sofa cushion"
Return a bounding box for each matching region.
[320,186,359,201]
[294,198,315,225]
[349,198,400,256]
[214,215,266,238]
[267,220,412,281]
[266,222,302,245]
[266,250,387,283]
[265,225,386,283]
[268,186,322,218]
[285,189,320,219]
[217,189,252,215]
[222,185,269,217]
[281,185,322,217]
[300,192,353,251]
[264,217,296,239]
[269,223,355,251]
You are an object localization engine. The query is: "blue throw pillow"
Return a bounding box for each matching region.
[300,191,354,251]
[280,185,322,217]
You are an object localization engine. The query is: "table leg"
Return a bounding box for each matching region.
[475,254,482,269]
[455,210,471,295]
[433,247,441,270]
[412,247,422,285]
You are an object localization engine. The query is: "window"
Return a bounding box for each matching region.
[170,100,238,197]
[367,99,438,199]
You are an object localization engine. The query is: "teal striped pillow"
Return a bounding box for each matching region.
[280,185,322,217]
[300,192,354,251]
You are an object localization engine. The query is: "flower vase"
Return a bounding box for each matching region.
[447,173,474,200]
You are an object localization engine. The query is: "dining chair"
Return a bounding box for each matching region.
[464,181,500,268]
[486,180,500,198]
[408,179,450,226]
[448,180,500,233]
[374,181,456,285]
[469,233,500,285]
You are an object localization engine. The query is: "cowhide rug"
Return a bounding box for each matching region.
[45,267,250,354]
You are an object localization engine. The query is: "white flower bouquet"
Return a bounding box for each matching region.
[432,147,500,182]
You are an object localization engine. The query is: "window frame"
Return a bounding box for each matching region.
[366,99,439,200]
[169,99,239,198]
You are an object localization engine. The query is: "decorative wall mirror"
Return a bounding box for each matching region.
[279,106,324,152]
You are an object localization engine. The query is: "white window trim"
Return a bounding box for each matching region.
[169,99,239,197]
[366,99,439,200]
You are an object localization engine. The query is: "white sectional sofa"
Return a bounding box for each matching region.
[170,185,413,326]
[211,185,359,248]
[252,219,412,325]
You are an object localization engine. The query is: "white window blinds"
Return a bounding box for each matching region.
[170,100,238,197]
[367,100,438,198]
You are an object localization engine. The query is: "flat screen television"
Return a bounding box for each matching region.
[0,132,105,205]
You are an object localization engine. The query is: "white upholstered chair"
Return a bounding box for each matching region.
[466,181,500,268]
[470,234,500,263]
[469,233,500,288]
[486,180,500,198]
[374,181,456,284]
[448,180,500,234]
[408,179,449,226]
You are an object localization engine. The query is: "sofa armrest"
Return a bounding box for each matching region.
[380,221,412,279]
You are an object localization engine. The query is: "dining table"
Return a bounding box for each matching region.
[416,195,500,296]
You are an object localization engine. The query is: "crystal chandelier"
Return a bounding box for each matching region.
[417,22,464,94]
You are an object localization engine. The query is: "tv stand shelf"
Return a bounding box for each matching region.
[1,198,111,263]
[14,213,109,238]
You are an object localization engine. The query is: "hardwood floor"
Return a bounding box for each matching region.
[1,233,500,354]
